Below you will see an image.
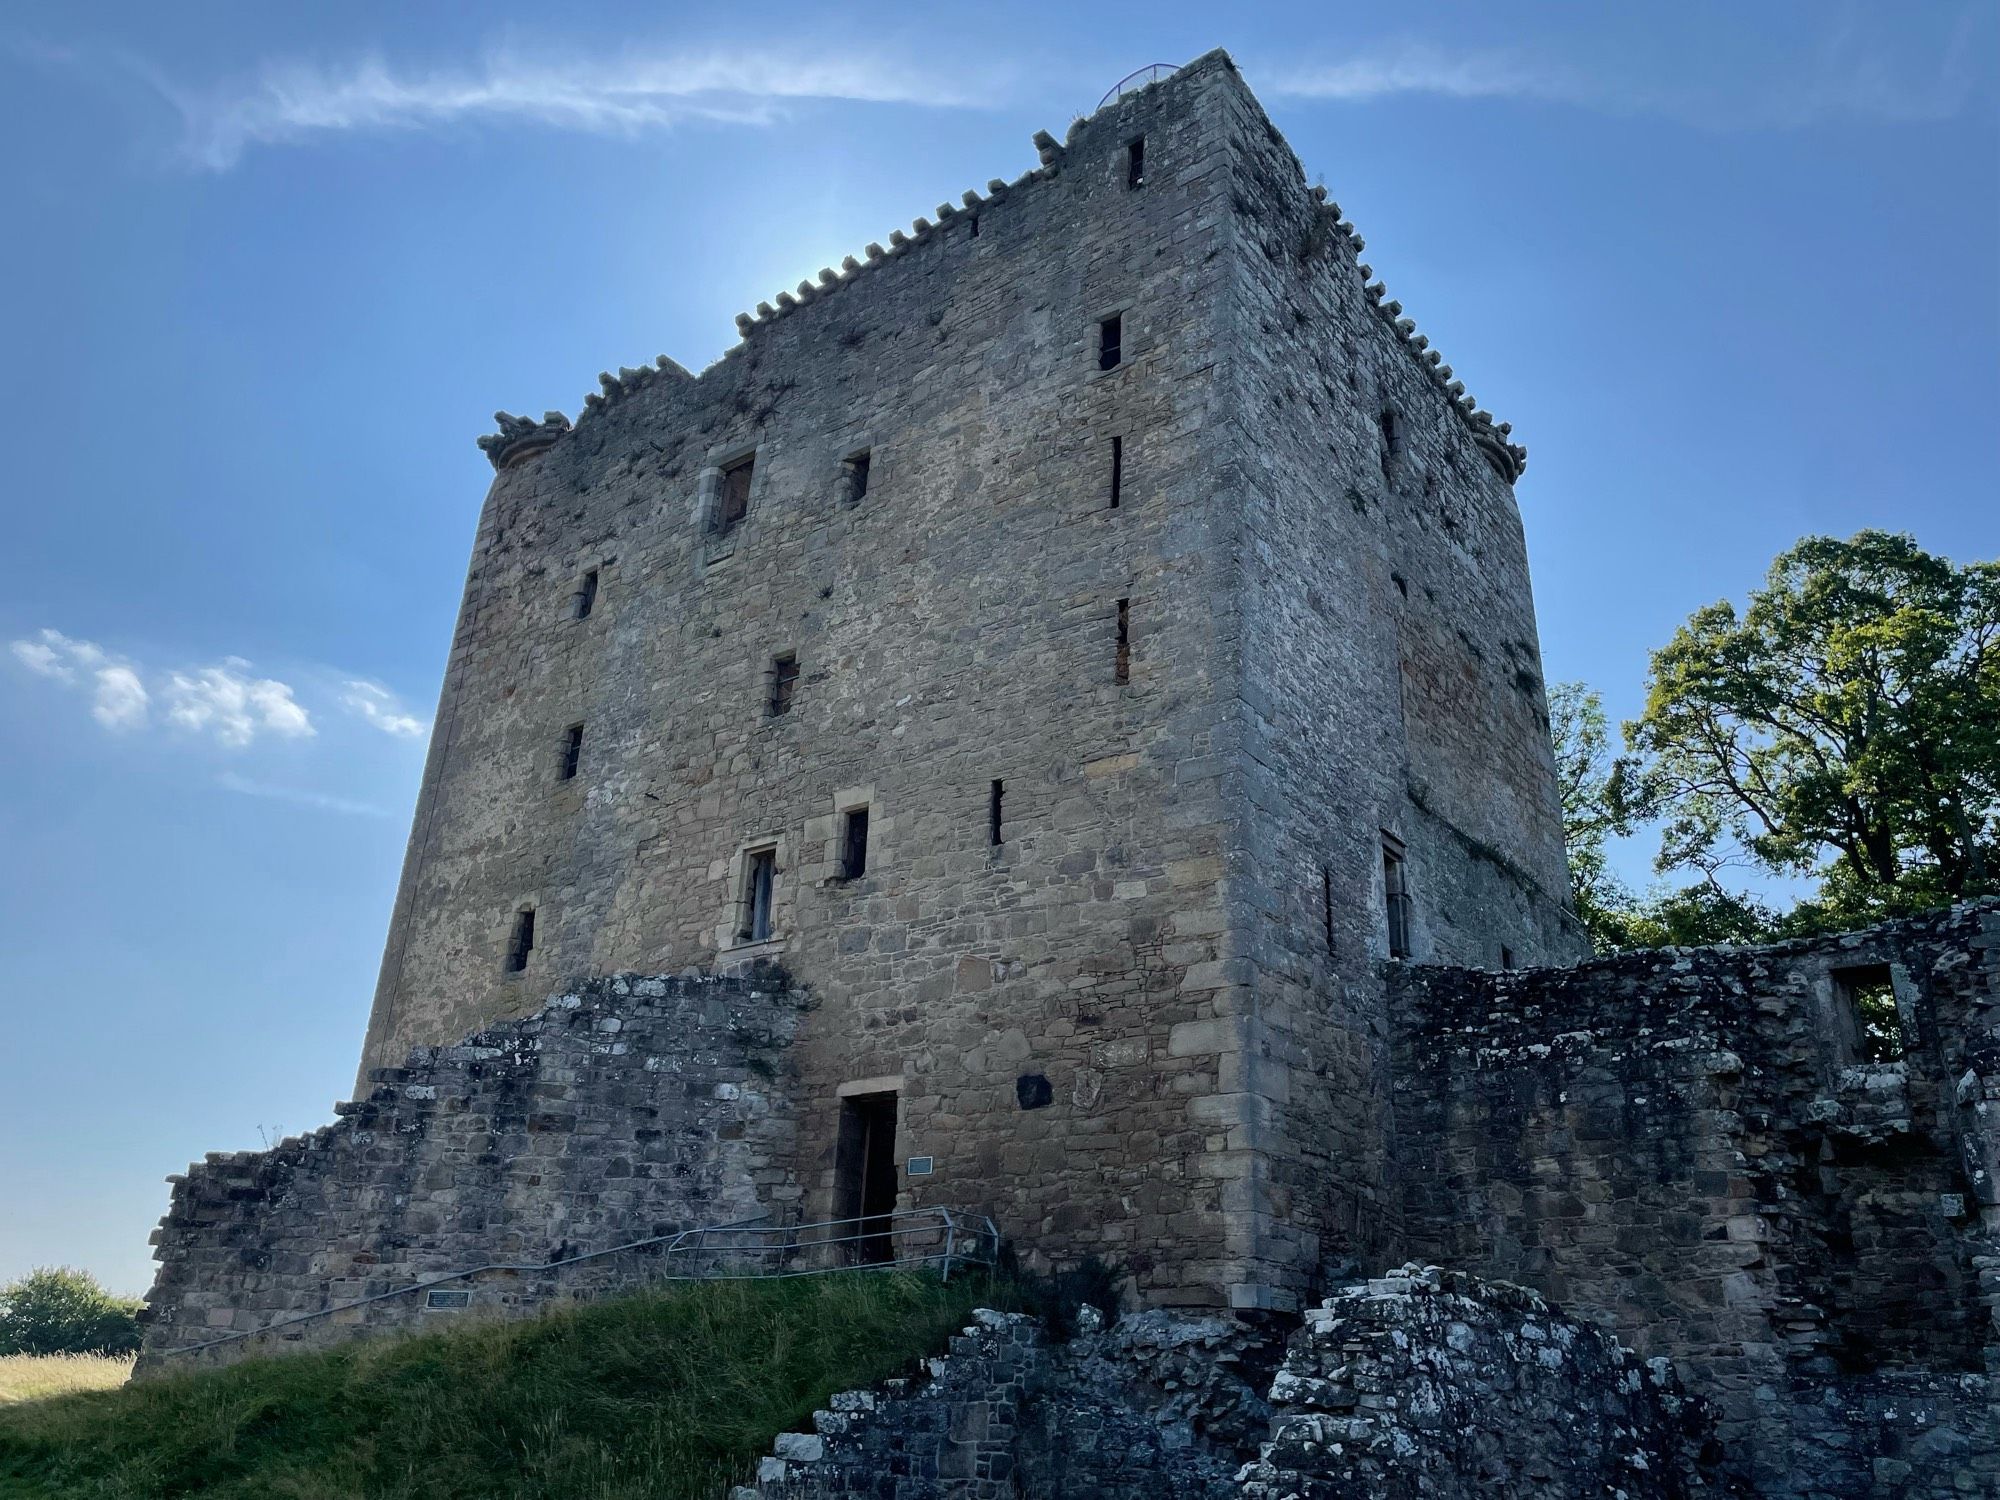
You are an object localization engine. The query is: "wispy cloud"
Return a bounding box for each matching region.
[11,628,151,731]
[137,44,980,170]
[9,628,311,747]
[1264,14,1991,129]
[340,679,427,739]
[215,771,390,818]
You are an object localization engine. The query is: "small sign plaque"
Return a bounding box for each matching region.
[906,1155,934,1176]
[422,1288,472,1310]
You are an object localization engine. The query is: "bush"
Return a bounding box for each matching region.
[0,1269,142,1358]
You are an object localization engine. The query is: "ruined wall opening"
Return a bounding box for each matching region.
[1833,963,1903,1062]
[834,1091,899,1264]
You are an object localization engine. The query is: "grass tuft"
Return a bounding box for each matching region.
[0,1272,1013,1500]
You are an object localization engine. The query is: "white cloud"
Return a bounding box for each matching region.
[339,679,427,739]
[163,659,314,748]
[216,771,389,818]
[8,629,317,747]
[146,43,980,170]
[9,628,149,731]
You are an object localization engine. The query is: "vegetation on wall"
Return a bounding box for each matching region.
[0,1271,1010,1500]
[1555,531,1998,950]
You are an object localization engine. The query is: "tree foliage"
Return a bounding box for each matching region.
[1626,531,1997,927]
[0,1267,142,1357]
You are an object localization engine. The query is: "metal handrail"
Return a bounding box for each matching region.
[1097,63,1183,112]
[153,1206,998,1360]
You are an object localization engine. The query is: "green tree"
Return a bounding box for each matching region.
[1548,680,1638,948]
[0,1267,143,1357]
[1626,531,1998,929]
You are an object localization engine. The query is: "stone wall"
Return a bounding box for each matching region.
[138,973,802,1371]
[1389,900,2000,1495]
[739,1269,1727,1499]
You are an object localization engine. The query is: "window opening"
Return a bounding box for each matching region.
[1501,945,1516,971]
[843,449,871,504]
[969,214,980,238]
[1382,839,1411,959]
[558,722,584,781]
[1834,964,1902,1062]
[573,568,599,620]
[1098,314,1123,371]
[505,908,536,973]
[1109,436,1123,509]
[1127,136,1146,189]
[989,779,1005,847]
[1115,598,1131,684]
[717,453,755,533]
[834,1092,899,1265]
[1321,866,1335,953]
[739,849,777,943]
[1378,410,1399,478]
[769,653,799,716]
[839,807,870,880]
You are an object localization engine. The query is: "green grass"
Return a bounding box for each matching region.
[0,1355,135,1406]
[0,1273,1013,1500]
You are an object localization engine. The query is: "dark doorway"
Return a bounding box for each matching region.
[834,1092,899,1265]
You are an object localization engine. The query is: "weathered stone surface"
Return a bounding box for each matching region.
[137,973,802,1371]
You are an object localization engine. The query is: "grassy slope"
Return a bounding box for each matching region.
[0,1357,135,1406]
[0,1273,1009,1500]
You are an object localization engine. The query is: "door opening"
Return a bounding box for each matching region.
[834,1091,899,1265]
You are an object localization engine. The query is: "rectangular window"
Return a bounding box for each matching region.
[1126,136,1146,189]
[843,449,871,505]
[989,779,1004,847]
[1322,866,1335,954]
[1834,963,1902,1062]
[739,850,777,943]
[558,722,584,781]
[839,807,870,880]
[1109,436,1123,509]
[1098,314,1123,371]
[1382,839,1411,959]
[1378,410,1399,478]
[968,214,980,238]
[769,653,799,716]
[573,568,599,620]
[1114,598,1131,684]
[505,908,536,973]
[1501,945,1516,971]
[717,453,755,532]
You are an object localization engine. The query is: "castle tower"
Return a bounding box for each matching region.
[357,51,1585,1310]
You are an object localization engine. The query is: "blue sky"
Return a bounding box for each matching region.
[1,2,1993,1296]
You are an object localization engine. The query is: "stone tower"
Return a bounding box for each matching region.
[356,50,1585,1310]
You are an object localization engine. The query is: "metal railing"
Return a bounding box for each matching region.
[1097,63,1183,112]
[154,1206,999,1360]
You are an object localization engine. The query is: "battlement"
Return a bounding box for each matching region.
[477,49,1524,482]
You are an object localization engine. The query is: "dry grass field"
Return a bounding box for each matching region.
[0,1353,134,1404]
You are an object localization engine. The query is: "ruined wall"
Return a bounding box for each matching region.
[140,973,802,1371]
[1390,901,2000,1496]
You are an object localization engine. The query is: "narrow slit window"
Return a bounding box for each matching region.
[1114,598,1131,684]
[769,653,799,716]
[989,779,1004,847]
[558,722,584,781]
[739,850,777,943]
[1127,136,1146,189]
[1378,410,1399,478]
[843,450,871,505]
[505,908,536,974]
[1382,839,1411,959]
[573,568,599,620]
[1109,436,1123,509]
[1501,945,1516,971]
[968,214,981,238]
[1321,867,1335,954]
[716,453,755,533]
[1834,964,1902,1062]
[839,808,870,880]
[1098,314,1123,372]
